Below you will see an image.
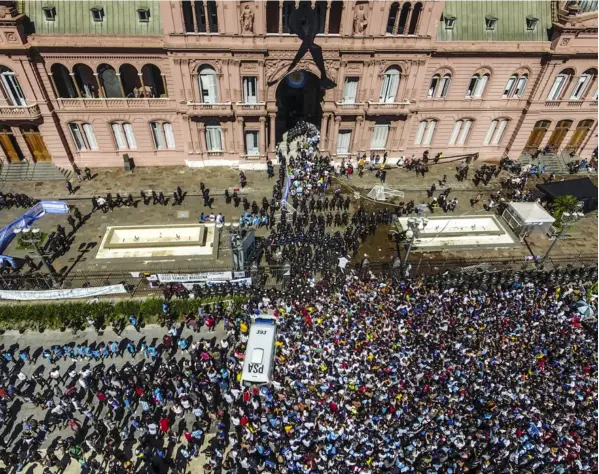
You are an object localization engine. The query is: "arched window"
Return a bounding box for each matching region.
[98,64,123,98]
[73,64,97,98]
[50,64,77,98]
[428,73,451,98]
[206,125,224,151]
[483,119,509,145]
[449,119,473,145]
[466,73,489,98]
[379,67,400,103]
[150,121,176,150]
[397,3,411,34]
[119,64,141,98]
[547,69,573,100]
[524,120,551,152]
[0,125,24,162]
[69,122,98,151]
[408,2,422,34]
[414,119,437,146]
[111,122,137,150]
[142,64,166,98]
[570,68,597,100]
[386,2,400,34]
[564,119,595,154]
[198,66,219,103]
[0,66,26,106]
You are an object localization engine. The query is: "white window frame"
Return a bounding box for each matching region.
[569,73,593,100]
[245,130,259,156]
[243,77,258,104]
[379,68,400,103]
[593,88,598,101]
[0,70,26,107]
[483,119,508,146]
[342,77,359,104]
[547,74,569,101]
[438,74,451,98]
[466,75,479,98]
[199,68,219,104]
[449,119,472,146]
[415,120,437,146]
[503,75,517,98]
[69,123,97,151]
[473,74,489,98]
[514,76,528,98]
[427,76,439,98]
[337,130,351,154]
[371,124,389,150]
[111,122,137,150]
[150,122,176,150]
[206,125,223,152]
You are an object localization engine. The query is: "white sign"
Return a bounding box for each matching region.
[157,272,233,283]
[0,284,128,301]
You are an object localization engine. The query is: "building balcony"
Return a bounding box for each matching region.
[56,98,172,109]
[234,102,267,117]
[0,104,42,120]
[187,102,233,117]
[539,99,598,109]
[334,102,365,115]
[366,101,410,116]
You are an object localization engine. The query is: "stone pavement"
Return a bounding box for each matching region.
[0,323,228,474]
[0,161,596,276]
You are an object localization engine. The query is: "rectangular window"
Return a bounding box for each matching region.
[457,120,472,145]
[163,123,176,149]
[123,123,137,149]
[342,77,359,104]
[570,75,591,100]
[42,6,56,21]
[371,124,389,150]
[245,131,259,155]
[473,75,488,98]
[0,73,26,107]
[448,121,462,146]
[137,8,150,22]
[200,74,218,103]
[206,126,223,151]
[492,120,508,145]
[485,17,497,30]
[526,17,538,31]
[466,76,478,98]
[243,77,258,104]
[444,17,456,29]
[151,122,166,150]
[439,76,451,98]
[112,123,127,150]
[337,130,351,154]
[380,72,399,103]
[547,75,565,100]
[503,76,517,98]
[91,7,104,22]
[414,121,427,145]
[422,120,436,146]
[83,124,98,150]
[514,76,528,97]
[69,123,86,151]
[482,120,497,146]
[427,77,438,98]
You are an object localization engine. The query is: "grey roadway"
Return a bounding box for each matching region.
[0,322,228,473]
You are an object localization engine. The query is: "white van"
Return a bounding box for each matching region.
[241,317,277,386]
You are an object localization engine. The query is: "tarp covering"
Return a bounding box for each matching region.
[536,178,598,212]
[0,284,128,301]
[506,202,555,225]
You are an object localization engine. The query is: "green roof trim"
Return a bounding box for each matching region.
[438,0,552,42]
[20,0,162,36]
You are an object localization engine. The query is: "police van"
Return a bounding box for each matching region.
[241,316,277,386]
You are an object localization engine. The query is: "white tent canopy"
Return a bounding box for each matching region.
[502,201,555,237]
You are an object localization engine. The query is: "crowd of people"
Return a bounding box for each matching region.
[0,266,595,474]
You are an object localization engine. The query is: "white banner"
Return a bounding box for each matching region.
[181,277,252,290]
[157,272,233,283]
[0,284,128,301]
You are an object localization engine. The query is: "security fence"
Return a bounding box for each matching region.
[0,252,595,296]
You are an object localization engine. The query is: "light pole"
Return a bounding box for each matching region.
[215,223,224,260]
[14,226,59,287]
[543,211,584,261]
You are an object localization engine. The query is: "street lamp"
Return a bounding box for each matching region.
[215,222,224,260]
[543,209,584,260]
[14,226,59,287]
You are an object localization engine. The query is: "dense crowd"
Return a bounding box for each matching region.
[0,268,596,474]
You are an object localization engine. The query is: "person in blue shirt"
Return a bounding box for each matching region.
[126,341,136,357]
[109,341,119,357]
[129,315,139,331]
[199,212,206,223]
[178,338,189,351]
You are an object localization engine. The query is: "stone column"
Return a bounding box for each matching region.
[237,117,245,154]
[191,73,199,103]
[69,73,82,97]
[138,73,147,98]
[278,1,283,34]
[332,116,341,155]
[161,74,168,97]
[203,1,211,33]
[353,116,363,152]
[116,73,126,98]
[392,4,401,34]
[324,1,331,34]
[336,61,346,102]
[47,73,59,99]
[181,115,195,155]
[198,122,207,156]
[404,8,413,35]
[269,113,276,152]
[259,117,267,155]
[190,0,198,32]
[94,73,104,98]
[320,113,329,151]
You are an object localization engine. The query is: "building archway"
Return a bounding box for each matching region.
[275,70,323,142]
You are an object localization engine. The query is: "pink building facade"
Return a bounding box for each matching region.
[0,0,596,169]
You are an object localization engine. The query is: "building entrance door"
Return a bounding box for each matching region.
[22,126,52,162]
[563,119,594,155]
[546,120,573,152]
[0,125,23,163]
[275,70,323,142]
[523,120,551,154]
